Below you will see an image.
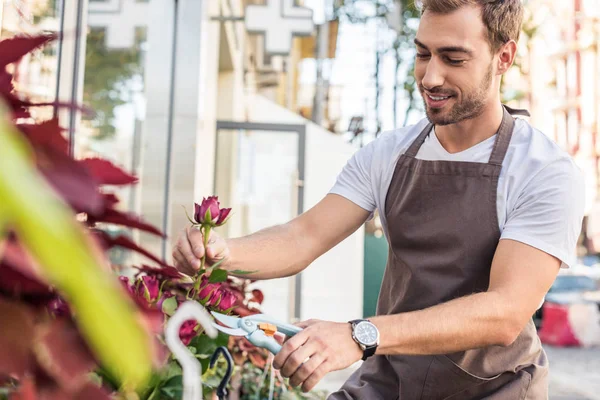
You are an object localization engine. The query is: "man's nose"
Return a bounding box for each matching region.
[421,58,445,90]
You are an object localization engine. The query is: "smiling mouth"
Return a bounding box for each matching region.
[427,93,452,101]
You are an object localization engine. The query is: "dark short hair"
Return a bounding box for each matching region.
[419,0,524,52]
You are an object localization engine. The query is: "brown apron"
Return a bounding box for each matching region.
[329,106,548,400]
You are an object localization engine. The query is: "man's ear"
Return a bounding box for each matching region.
[497,40,517,75]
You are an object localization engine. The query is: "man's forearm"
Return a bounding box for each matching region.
[224,222,315,279]
[371,291,523,356]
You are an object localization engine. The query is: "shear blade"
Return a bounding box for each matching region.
[213,324,246,336]
[211,311,242,328]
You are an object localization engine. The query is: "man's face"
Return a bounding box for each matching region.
[414,5,498,126]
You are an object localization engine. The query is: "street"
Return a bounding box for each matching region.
[546,345,600,400]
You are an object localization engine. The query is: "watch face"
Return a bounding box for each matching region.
[355,321,379,346]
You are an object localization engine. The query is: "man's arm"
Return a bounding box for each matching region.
[372,239,560,354]
[172,194,371,279]
[273,239,560,392]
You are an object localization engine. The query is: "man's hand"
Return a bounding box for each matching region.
[273,319,363,392]
[172,227,230,275]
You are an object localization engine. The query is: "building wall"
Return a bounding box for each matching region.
[245,94,364,322]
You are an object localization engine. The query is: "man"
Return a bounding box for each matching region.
[173,0,585,398]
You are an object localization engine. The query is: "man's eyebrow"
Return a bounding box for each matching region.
[414,38,473,56]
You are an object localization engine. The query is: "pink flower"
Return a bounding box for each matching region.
[197,276,219,301]
[217,289,236,311]
[195,197,220,224]
[179,320,198,346]
[137,275,160,302]
[194,196,231,227]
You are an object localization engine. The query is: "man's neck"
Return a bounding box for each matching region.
[434,102,504,154]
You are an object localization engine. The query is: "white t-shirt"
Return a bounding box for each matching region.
[330,117,586,268]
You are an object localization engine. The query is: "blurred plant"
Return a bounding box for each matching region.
[0,33,238,400]
[0,33,156,398]
[0,33,334,400]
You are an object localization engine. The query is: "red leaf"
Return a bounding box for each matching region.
[0,34,56,68]
[93,231,171,269]
[89,208,164,237]
[39,153,104,216]
[0,299,35,377]
[80,158,138,186]
[10,379,112,400]
[0,70,13,94]
[135,264,183,279]
[74,382,113,400]
[18,119,68,155]
[0,264,52,297]
[0,238,52,296]
[8,376,37,400]
[101,193,120,209]
[34,319,97,391]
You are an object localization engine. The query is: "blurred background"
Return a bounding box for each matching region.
[2,0,599,398]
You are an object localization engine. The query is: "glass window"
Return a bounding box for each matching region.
[80,0,150,266]
[1,0,62,122]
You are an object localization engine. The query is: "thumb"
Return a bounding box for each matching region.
[206,235,229,262]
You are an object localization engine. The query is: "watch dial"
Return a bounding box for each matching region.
[355,322,378,346]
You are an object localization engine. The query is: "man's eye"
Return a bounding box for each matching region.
[446,58,465,65]
[416,53,430,59]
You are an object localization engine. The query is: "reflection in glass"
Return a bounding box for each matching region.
[81,2,149,267]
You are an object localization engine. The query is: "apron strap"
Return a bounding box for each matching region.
[404,104,529,162]
[404,122,434,158]
[487,105,527,166]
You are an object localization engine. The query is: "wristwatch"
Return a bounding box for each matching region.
[349,319,380,361]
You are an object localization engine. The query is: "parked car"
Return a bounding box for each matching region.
[533,274,599,329]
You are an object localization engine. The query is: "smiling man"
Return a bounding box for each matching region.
[173,0,585,398]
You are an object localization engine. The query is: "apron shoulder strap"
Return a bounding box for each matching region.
[404,104,527,163]
[405,122,434,158]
[488,105,522,166]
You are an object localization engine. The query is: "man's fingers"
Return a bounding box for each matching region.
[288,353,325,388]
[280,341,320,378]
[186,226,205,264]
[175,228,199,270]
[273,331,308,370]
[172,248,195,275]
[301,362,330,393]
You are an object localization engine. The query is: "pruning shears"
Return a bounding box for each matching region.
[210,311,303,354]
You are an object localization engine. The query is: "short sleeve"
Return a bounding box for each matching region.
[329,140,377,214]
[500,158,586,268]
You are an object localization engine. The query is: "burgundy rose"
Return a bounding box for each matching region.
[179,320,198,346]
[217,289,236,311]
[194,196,220,224]
[197,277,219,301]
[193,196,232,227]
[137,275,160,302]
